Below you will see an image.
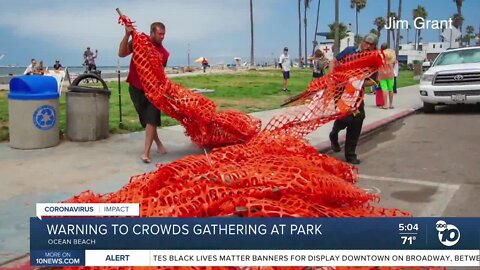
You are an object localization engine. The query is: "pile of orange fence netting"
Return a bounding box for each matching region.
[2,12,448,270]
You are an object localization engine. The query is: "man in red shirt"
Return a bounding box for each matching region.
[118,22,169,163]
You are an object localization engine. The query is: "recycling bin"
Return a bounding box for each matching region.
[8,75,60,149]
[66,73,111,141]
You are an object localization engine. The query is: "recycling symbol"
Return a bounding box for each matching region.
[33,105,56,130]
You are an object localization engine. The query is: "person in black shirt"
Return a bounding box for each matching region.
[53,60,62,70]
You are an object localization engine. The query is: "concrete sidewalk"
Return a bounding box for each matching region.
[0,84,421,264]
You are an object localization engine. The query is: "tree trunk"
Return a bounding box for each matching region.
[387,0,391,47]
[333,0,339,56]
[418,29,422,50]
[392,30,396,49]
[355,7,359,36]
[298,0,303,68]
[312,0,321,56]
[304,0,308,63]
[249,0,255,68]
[457,4,463,46]
[414,29,418,50]
[395,0,402,57]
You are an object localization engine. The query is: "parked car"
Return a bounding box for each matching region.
[419,46,480,113]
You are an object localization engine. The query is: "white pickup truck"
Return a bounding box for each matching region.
[419,46,480,113]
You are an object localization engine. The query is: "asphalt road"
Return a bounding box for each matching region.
[328,104,480,217]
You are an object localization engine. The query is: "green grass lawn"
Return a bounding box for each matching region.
[0,69,417,141]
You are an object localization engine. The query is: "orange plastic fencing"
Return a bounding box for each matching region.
[117,15,261,148]
[265,50,384,139]
[6,13,428,270]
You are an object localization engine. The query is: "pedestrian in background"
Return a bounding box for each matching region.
[312,49,328,79]
[378,44,396,109]
[278,47,292,92]
[36,60,45,75]
[23,58,37,75]
[393,60,399,94]
[53,60,62,70]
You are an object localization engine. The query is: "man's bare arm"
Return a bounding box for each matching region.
[118,25,134,57]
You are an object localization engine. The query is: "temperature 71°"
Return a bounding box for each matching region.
[401,235,416,245]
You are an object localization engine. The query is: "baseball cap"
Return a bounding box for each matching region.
[363,33,378,46]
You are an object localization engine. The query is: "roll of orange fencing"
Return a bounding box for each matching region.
[117,15,261,148]
[20,12,436,270]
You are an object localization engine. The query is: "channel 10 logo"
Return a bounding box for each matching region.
[435,220,460,247]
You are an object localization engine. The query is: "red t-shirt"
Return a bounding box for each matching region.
[127,43,169,89]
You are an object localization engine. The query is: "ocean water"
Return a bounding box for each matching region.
[0,66,129,76]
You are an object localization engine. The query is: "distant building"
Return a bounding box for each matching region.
[314,27,464,64]
[315,32,356,60]
[398,26,462,64]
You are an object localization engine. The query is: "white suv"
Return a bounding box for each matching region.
[419,46,480,113]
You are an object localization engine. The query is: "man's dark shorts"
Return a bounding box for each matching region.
[283,71,290,80]
[128,84,161,128]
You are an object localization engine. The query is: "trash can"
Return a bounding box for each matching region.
[66,73,111,141]
[8,75,60,149]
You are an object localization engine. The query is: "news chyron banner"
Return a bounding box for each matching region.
[31,204,480,267]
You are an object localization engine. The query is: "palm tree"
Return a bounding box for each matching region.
[298,0,303,67]
[387,0,391,47]
[350,0,367,37]
[453,0,464,44]
[406,24,411,43]
[412,5,427,50]
[327,22,349,40]
[304,0,312,61]
[466,25,475,45]
[452,13,464,29]
[395,0,402,57]
[388,12,398,47]
[249,0,255,68]
[373,17,386,38]
[312,0,321,55]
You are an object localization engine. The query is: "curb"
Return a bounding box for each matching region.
[315,108,421,153]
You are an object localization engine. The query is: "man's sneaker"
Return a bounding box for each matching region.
[346,157,361,164]
[329,132,341,152]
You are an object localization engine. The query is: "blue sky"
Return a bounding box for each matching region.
[0,0,478,67]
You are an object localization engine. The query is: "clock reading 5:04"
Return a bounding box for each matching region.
[399,223,419,231]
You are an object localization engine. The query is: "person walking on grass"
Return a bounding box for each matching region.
[201,57,209,73]
[118,21,168,163]
[278,47,292,92]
